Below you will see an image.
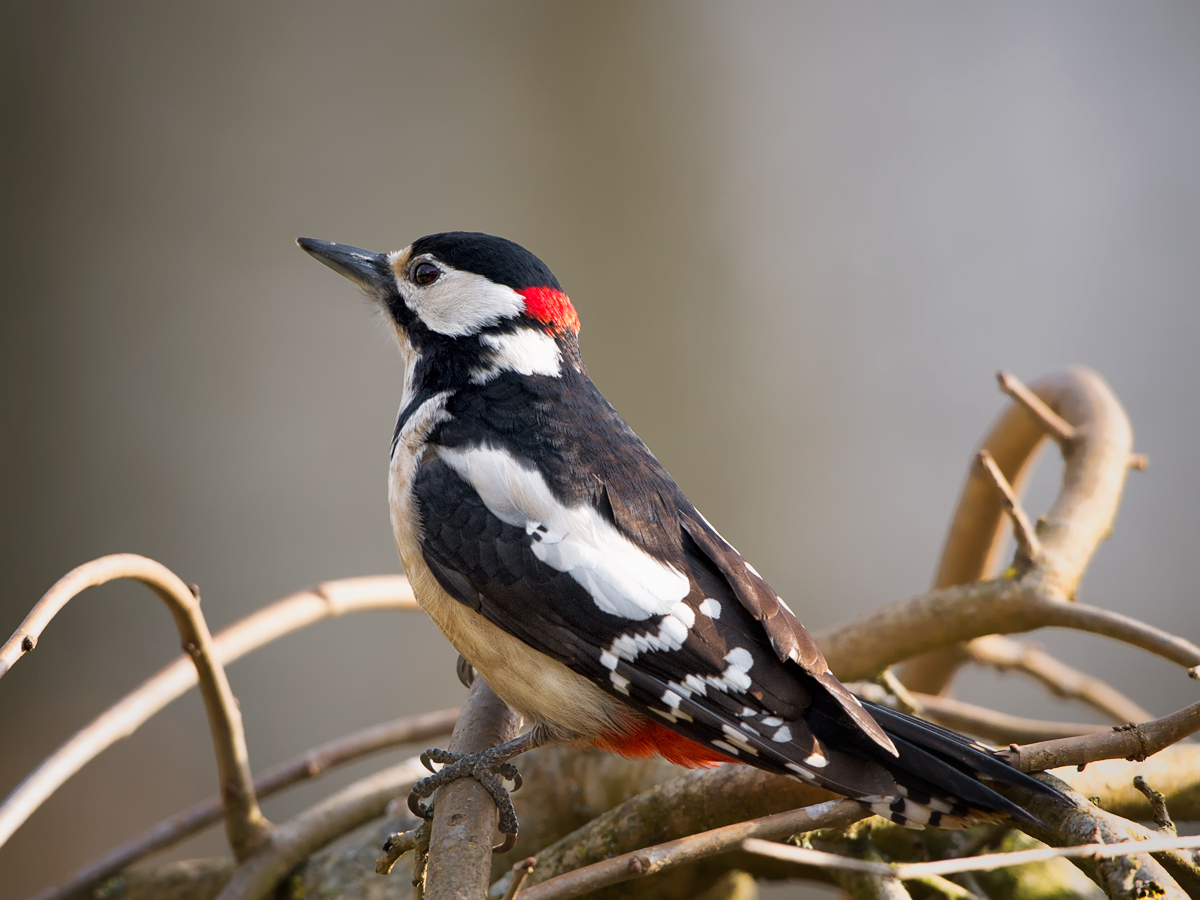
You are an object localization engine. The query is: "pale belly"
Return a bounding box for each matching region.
[387,396,629,740]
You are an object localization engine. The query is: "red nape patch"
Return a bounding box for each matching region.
[589,719,737,768]
[519,286,580,335]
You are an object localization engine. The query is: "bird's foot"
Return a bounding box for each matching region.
[407,745,524,853]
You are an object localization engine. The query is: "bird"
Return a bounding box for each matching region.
[298,231,1056,851]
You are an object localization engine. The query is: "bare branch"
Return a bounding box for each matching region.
[31,708,457,900]
[742,832,1200,885]
[0,573,418,856]
[1059,744,1200,820]
[512,799,866,900]
[1004,698,1200,772]
[489,760,837,896]
[902,367,1135,694]
[976,448,1041,565]
[424,679,523,900]
[817,578,1200,683]
[212,757,429,900]
[963,635,1153,724]
[0,554,273,859]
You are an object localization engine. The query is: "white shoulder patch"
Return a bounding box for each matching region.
[470,329,562,383]
[436,444,690,620]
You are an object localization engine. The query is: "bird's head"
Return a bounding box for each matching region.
[298,232,582,386]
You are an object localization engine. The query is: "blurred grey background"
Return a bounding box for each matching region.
[2,2,1198,897]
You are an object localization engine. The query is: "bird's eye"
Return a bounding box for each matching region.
[413,262,440,286]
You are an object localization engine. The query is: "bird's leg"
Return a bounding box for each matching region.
[407,724,556,853]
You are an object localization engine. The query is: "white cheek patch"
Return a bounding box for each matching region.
[470,329,562,383]
[436,444,691,621]
[407,265,525,337]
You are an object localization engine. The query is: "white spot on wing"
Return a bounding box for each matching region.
[786,762,815,780]
[600,651,618,671]
[609,672,630,695]
[761,716,783,727]
[772,725,792,742]
[437,445,690,621]
[698,598,722,619]
[711,740,740,756]
[662,689,683,708]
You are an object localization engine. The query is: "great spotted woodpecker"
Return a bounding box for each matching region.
[298,232,1054,849]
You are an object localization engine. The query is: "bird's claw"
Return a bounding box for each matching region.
[406,745,524,852]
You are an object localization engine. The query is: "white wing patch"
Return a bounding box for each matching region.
[470,329,562,383]
[436,444,691,621]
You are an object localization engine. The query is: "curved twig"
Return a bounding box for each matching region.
[512,799,866,900]
[0,555,272,859]
[963,635,1153,723]
[31,707,456,900]
[212,757,429,900]
[1004,698,1200,773]
[0,573,417,856]
[901,368,1136,694]
[816,579,1200,683]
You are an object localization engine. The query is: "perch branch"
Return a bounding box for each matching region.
[902,367,1135,694]
[513,799,866,900]
[0,573,417,855]
[32,707,457,900]
[1003,698,1200,773]
[502,857,536,900]
[424,679,523,900]
[0,554,272,859]
[976,449,1041,565]
[212,756,429,900]
[963,635,1153,723]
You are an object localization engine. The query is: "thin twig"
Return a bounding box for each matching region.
[1133,777,1176,835]
[743,832,1200,883]
[902,367,1133,694]
[875,669,922,715]
[0,554,272,859]
[976,449,1041,565]
[213,757,429,900]
[32,707,457,900]
[502,857,537,900]
[893,690,1105,744]
[996,370,1078,445]
[0,573,418,857]
[1004,698,1200,773]
[963,634,1153,723]
[512,799,867,900]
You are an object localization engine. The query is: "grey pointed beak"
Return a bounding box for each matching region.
[297,238,394,296]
